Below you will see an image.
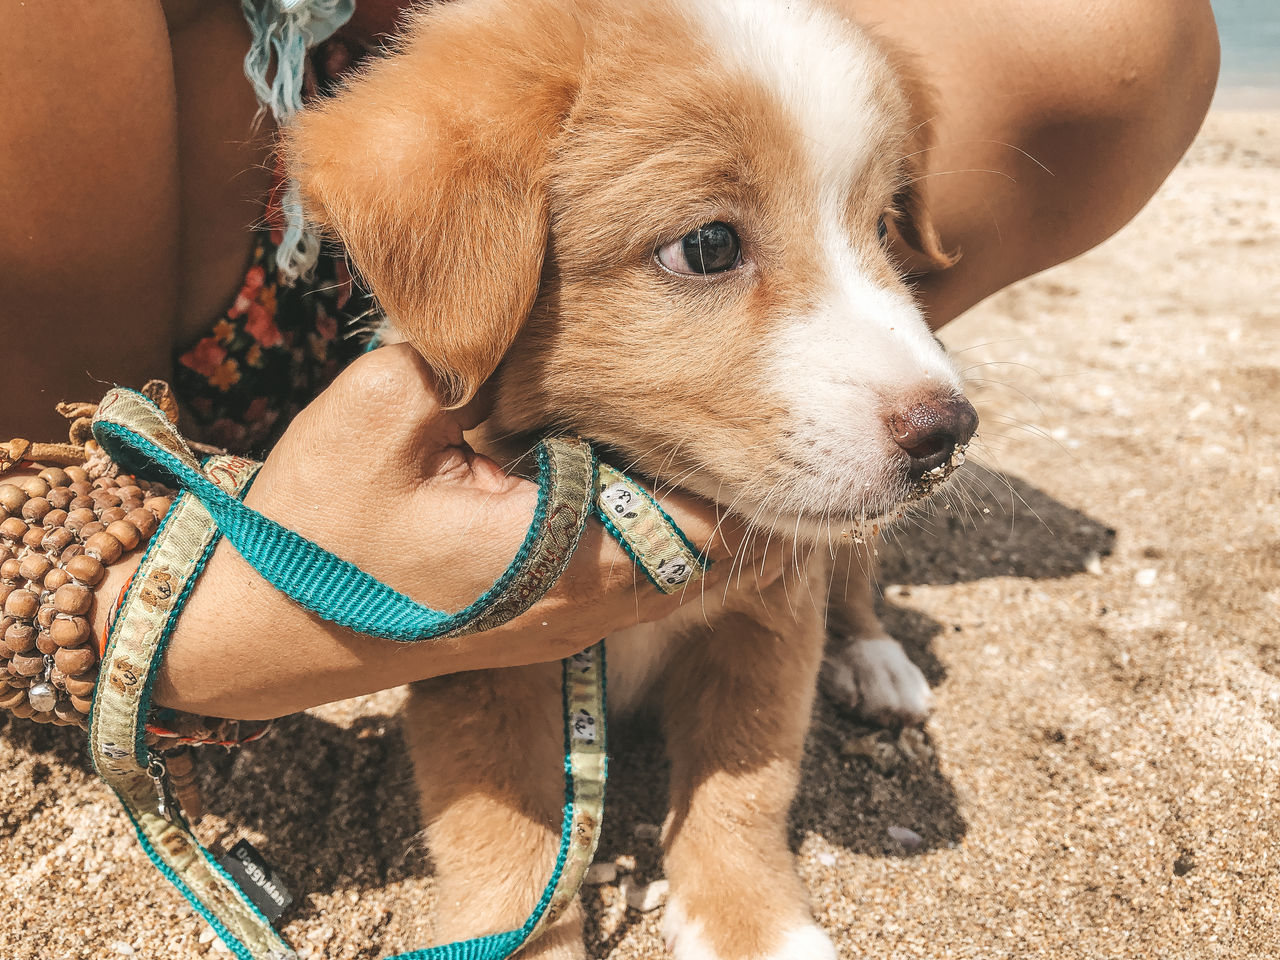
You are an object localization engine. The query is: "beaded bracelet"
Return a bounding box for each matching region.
[0,464,172,726]
[1,387,270,753]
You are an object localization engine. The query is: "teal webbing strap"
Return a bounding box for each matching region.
[87,386,704,960]
[91,456,296,960]
[92,389,590,641]
[386,644,608,960]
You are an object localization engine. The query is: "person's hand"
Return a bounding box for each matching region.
[138,344,785,719]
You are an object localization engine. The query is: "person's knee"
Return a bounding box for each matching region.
[1037,0,1220,150]
[1007,0,1220,258]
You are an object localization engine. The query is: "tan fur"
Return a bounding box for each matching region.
[289,1,962,956]
[285,0,585,408]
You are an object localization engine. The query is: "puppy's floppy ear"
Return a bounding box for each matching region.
[880,42,958,271]
[285,0,583,407]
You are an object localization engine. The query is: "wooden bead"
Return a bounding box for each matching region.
[50,616,90,647]
[91,490,122,510]
[36,604,55,629]
[144,496,173,518]
[4,622,36,653]
[1,558,21,583]
[30,710,56,724]
[43,508,69,528]
[60,544,85,563]
[0,516,28,542]
[53,698,80,723]
[116,484,143,502]
[21,497,51,523]
[4,588,38,620]
[0,484,26,514]
[10,650,45,677]
[62,669,98,698]
[78,521,105,541]
[47,487,74,510]
[17,555,52,583]
[92,476,119,490]
[104,520,141,552]
[35,630,57,655]
[69,480,93,497]
[0,544,12,564]
[10,700,34,719]
[53,583,92,616]
[65,554,105,587]
[64,465,89,484]
[69,495,94,512]
[64,508,96,534]
[125,508,158,539]
[18,477,50,499]
[98,506,127,526]
[41,527,75,555]
[53,644,95,676]
[69,693,94,715]
[3,673,31,688]
[0,686,26,710]
[21,527,43,550]
[84,531,124,564]
[38,467,70,488]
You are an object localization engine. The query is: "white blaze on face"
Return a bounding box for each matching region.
[690,0,964,526]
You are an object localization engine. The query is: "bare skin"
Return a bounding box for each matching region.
[0,0,1218,719]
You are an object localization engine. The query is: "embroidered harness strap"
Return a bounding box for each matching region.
[87,388,707,960]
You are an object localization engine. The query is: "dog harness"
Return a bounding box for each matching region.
[88,387,709,960]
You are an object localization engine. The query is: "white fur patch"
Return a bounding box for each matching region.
[771,924,839,960]
[664,898,838,960]
[823,635,933,725]
[691,0,884,193]
[688,0,963,533]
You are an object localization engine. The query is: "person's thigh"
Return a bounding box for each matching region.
[0,0,179,437]
[846,0,1220,327]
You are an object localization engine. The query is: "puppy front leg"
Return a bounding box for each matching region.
[659,608,836,960]
[404,663,585,960]
[823,543,932,726]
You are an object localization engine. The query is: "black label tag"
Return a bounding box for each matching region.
[218,840,293,923]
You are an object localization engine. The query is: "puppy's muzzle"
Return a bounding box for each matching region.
[888,394,979,485]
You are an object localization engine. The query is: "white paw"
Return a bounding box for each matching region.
[822,636,932,726]
[769,925,838,960]
[664,899,837,960]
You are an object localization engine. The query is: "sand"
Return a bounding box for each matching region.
[3,109,1278,960]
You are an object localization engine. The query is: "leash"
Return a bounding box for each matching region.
[87,387,708,960]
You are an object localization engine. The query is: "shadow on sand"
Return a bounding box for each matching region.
[5,465,1115,938]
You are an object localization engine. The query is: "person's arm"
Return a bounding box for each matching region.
[56,345,779,720]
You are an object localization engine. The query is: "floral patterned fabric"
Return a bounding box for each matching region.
[174,233,375,456]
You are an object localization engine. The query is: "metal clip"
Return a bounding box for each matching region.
[147,753,175,823]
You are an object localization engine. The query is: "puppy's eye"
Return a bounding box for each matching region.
[656,222,741,275]
[877,215,889,244]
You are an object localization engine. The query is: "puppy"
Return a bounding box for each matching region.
[288,0,976,956]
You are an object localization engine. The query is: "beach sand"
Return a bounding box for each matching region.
[3,109,1277,960]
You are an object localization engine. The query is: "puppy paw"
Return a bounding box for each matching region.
[822,636,932,726]
[664,900,837,960]
[766,925,839,960]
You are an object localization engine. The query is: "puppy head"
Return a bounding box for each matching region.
[288,0,973,539]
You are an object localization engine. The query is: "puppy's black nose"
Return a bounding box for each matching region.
[888,395,978,479]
